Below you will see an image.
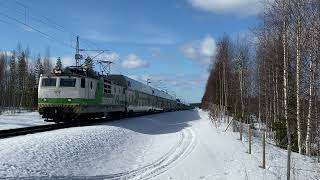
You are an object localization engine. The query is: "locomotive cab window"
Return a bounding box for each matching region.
[81,78,85,88]
[42,78,56,87]
[60,78,76,87]
[90,81,93,89]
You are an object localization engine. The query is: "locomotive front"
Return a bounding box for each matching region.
[38,73,99,121]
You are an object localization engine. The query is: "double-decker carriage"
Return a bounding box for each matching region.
[38,67,190,122]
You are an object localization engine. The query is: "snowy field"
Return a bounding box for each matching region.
[0,111,52,130]
[0,109,319,179]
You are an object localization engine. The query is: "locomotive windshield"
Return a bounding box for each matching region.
[60,78,76,87]
[42,78,57,87]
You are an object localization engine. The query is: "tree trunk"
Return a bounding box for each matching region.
[223,61,229,123]
[240,63,244,126]
[296,13,303,155]
[306,44,315,156]
[282,1,291,179]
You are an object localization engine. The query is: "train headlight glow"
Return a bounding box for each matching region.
[67,98,72,102]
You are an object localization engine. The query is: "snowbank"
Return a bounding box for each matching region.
[0,112,51,130]
[0,109,318,179]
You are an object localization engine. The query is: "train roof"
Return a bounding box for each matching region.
[41,66,100,78]
[106,75,176,101]
[42,66,186,103]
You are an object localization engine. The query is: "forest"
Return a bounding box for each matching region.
[201,0,320,162]
[0,44,61,112]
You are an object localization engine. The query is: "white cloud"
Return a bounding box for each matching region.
[89,52,120,62]
[121,54,149,69]
[103,52,120,62]
[180,45,197,59]
[61,56,75,67]
[188,0,263,16]
[201,36,216,57]
[180,35,216,64]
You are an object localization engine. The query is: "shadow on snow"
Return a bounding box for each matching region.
[101,109,201,135]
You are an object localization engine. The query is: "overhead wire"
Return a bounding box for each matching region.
[0,0,108,63]
[0,0,108,54]
[0,0,170,97]
[1,0,121,73]
[0,15,13,26]
[0,10,76,50]
[12,0,104,51]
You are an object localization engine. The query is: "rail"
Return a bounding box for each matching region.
[0,110,191,139]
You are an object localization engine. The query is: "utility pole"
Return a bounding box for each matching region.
[75,36,83,67]
[74,36,113,75]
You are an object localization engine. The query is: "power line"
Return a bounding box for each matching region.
[12,0,104,51]
[0,16,13,25]
[0,1,72,36]
[0,11,75,49]
[0,0,101,53]
[0,0,116,70]
[0,1,25,16]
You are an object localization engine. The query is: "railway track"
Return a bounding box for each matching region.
[0,122,75,139]
[0,111,180,139]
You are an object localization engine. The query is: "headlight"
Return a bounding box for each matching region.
[43,98,47,102]
[67,98,72,102]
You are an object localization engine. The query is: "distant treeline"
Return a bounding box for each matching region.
[202,0,320,157]
[0,44,57,112]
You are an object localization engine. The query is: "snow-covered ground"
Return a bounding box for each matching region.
[0,109,318,179]
[0,111,52,130]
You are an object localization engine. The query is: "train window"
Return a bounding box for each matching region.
[60,78,76,87]
[127,81,131,87]
[42,78,56,87]
[81,78,85,88]
[90,81,93,89]
[104,83,112,94]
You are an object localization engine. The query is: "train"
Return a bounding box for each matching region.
[38,66,191,122]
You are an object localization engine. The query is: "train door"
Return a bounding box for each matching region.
[134,91,139,106]
[122,87,127,109]
[80,77,89,99]
[88,79,96,99]
[85,78,90,99]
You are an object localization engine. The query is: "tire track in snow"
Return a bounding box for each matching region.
[101,127,196,180]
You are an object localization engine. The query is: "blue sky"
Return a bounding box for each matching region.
[0,0,260,103]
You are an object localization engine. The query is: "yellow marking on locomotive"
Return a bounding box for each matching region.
[38,103,81,113]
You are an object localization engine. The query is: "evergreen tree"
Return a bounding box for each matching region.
[9,51,17,108]
[55,57,63,70]
[26,67,36,108]
[34,54,43,84]
[17,51,27,107]
[0,54,6,108]
[43,47,52,74]
[84,56,94,70]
